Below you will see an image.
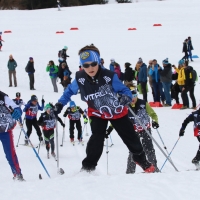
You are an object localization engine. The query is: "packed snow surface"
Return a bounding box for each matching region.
[0,0,200,199]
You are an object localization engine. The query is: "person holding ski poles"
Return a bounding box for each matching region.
[23,95,45,145]
[38,104,65,159]
[0,91,25,181]
[106,89,160,173]
[53,44,156,173]
[179,107,200,165]
[63,101,88,144]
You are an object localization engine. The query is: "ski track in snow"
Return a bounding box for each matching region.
[0,0,200,199]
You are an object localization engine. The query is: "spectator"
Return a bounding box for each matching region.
[171,70,181,104]
[58,60,66,84]
[185,61,196,109]
[149,59,165,104]
[114,62,121,79]
[58,46,69,62]
[148,60,155,102]
[158,58,172,107]
[25,57,35,90]
[100,58,105,69]
[173,60,189,109]
[46,60,59,92]
[124,62,134,86]
[182,39,188,61]
[109,58,115,72]
[0,31,4,51]
[138,58,148,102]
[187,36,194,62]
[7,54,17,87]
[61,63,71,90]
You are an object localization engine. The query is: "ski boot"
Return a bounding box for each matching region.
[51,152,56,158]
[13,174,25,181]
[24,139,28,146]
[192,151,200,164]
[80,165,96,173]
[47,151,50,159]
[70,138,75,146]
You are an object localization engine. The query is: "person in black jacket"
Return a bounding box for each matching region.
[179,108,200,165]
[58,46,69,62]
[26,57,35,90]
[38,104,65,158]
[124,62,134,86]
[182,39,188,61]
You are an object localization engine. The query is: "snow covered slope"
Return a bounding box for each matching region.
[0,0,200,199]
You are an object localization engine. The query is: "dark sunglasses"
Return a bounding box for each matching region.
[82,62,98,68]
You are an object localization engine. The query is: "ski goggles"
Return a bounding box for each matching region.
[82,62,98,68]
[132,94,137,98]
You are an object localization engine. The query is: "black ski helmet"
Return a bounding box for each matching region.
[16,92,21,97]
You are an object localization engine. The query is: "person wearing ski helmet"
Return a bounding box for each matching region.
[12,92,25,108]
[179,107,200,165]
[23,95,45,145]
[38,104,64,159]
[63,101,88,143]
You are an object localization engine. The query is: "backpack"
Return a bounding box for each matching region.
[191,69,197,82]
[25,65,28,72]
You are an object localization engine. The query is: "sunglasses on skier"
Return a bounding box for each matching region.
[132,94,137,98]
[82,62,98,68]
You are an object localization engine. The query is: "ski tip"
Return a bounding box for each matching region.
[39,174,42,180]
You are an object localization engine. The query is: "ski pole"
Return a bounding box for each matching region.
[128,106,179,172]
[155,129,176,167]
[79,124,86,144]
[19,124,51,178]
[16,117,25,147]
[109,134,114,147]
[106,138,109,175]
[60,117,66,147]
[85,124,89,136]
[55,120,64,175]
[160,137,180,172]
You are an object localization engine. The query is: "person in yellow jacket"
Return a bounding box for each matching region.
[173,60,192,109]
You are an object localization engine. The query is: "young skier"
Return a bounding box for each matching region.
[0,91,24,181]
[0,32,4,51]
[12,92,26,108]
[38,104,64,159]
[53,44,155,173]
[106,89,159,173]
[23,95,45,145]
[12,92,26,123]
[179,107,200,167]
[63,101,88,144]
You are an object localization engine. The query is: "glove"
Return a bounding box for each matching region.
[84,118,88,124]
[119,94,132,106]
[152,121,159,129]
[42,99,45,105]
[11,107,22,120]
[63,112,67,117]
[54,102,63,116]
[105,126,113,138]
[179,129,185,136]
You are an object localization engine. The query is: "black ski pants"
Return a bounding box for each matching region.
[69,119,82,139]
[189,85,196,108]
[82,115,149,169]
[140,81,148,102]
[28,74,35,90]
[25,118,42,139]
[126,129,159,173]
[43,129,55,153]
